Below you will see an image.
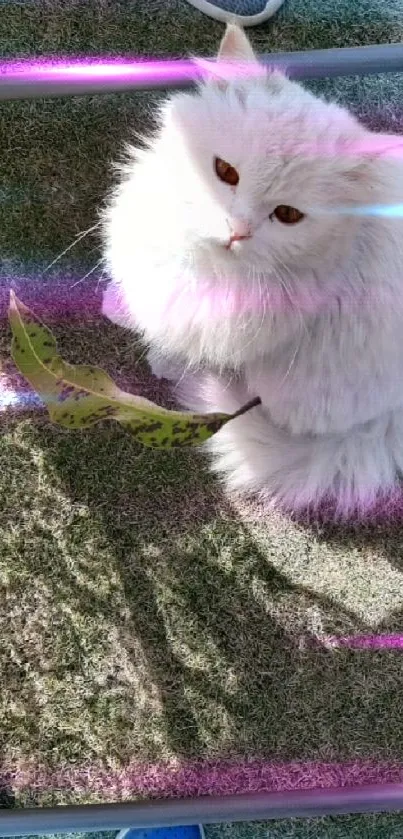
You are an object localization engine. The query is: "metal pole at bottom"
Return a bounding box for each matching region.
[2,42,403,101]
[1,785,403,836]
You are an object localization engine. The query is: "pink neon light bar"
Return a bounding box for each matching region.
[2,43,403,100]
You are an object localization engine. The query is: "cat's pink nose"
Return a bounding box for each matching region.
[226,220,252,249]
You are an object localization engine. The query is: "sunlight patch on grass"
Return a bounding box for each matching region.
[234,500,403,627]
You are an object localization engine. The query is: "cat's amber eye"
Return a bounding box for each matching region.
[214,157,239,187]
[272,205,305,225]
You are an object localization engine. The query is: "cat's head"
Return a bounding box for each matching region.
[154,25,391,278]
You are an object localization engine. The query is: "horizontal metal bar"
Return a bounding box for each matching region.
[1,42,403,101]
[1,784,403,836]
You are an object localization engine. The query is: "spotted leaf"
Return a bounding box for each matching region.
[8,291,261,448]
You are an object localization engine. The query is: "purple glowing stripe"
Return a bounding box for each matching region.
[326,634,403,650]
[0,56,265,100]
[3,43,403,101]
[0,278,104,321]
[3,758,403,799]
[2,56,200,83]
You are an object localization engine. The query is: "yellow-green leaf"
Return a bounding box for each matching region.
[8,291,261,449]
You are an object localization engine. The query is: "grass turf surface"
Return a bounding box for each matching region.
[2,1,403,834]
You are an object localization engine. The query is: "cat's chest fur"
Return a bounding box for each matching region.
[107,230,403,436]
[246,301,403,435]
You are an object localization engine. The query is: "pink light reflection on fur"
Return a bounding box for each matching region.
[103,273,403,327]
[2,262,402,338]
[325,634,403,649]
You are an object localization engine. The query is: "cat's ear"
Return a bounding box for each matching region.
[336,132,403,211]
[343,133,403,185]
[348,132,403,160]
[367,133,403,160]
[194,24,263,88]
[217,23,258,64]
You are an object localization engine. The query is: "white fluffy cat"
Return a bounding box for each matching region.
[101,23,403,517]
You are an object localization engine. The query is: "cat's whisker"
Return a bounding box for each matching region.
[274,256,309,335]
[43,222,102,274]
[70,258,105,289]
[278,272,309,344]
[256,270,267,321]
[277,273,294,309]
[172,359,190,391]
[272,257,310,355]
[240,266,262,333]
[274,255,297,292]
[279,331,303,387]
[95,268,110,295]
[134,343,152,368]
[235,268,267,357]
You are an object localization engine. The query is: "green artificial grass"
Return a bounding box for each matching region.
[2,5,403,837]
[206,814,403,838]
[26,835,115,839]
[21,819,403,839]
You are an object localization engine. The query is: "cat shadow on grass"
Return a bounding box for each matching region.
[293,494,403,580]
[3,317,403,770]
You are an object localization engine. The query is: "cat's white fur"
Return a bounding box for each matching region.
[102,24,403,516]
